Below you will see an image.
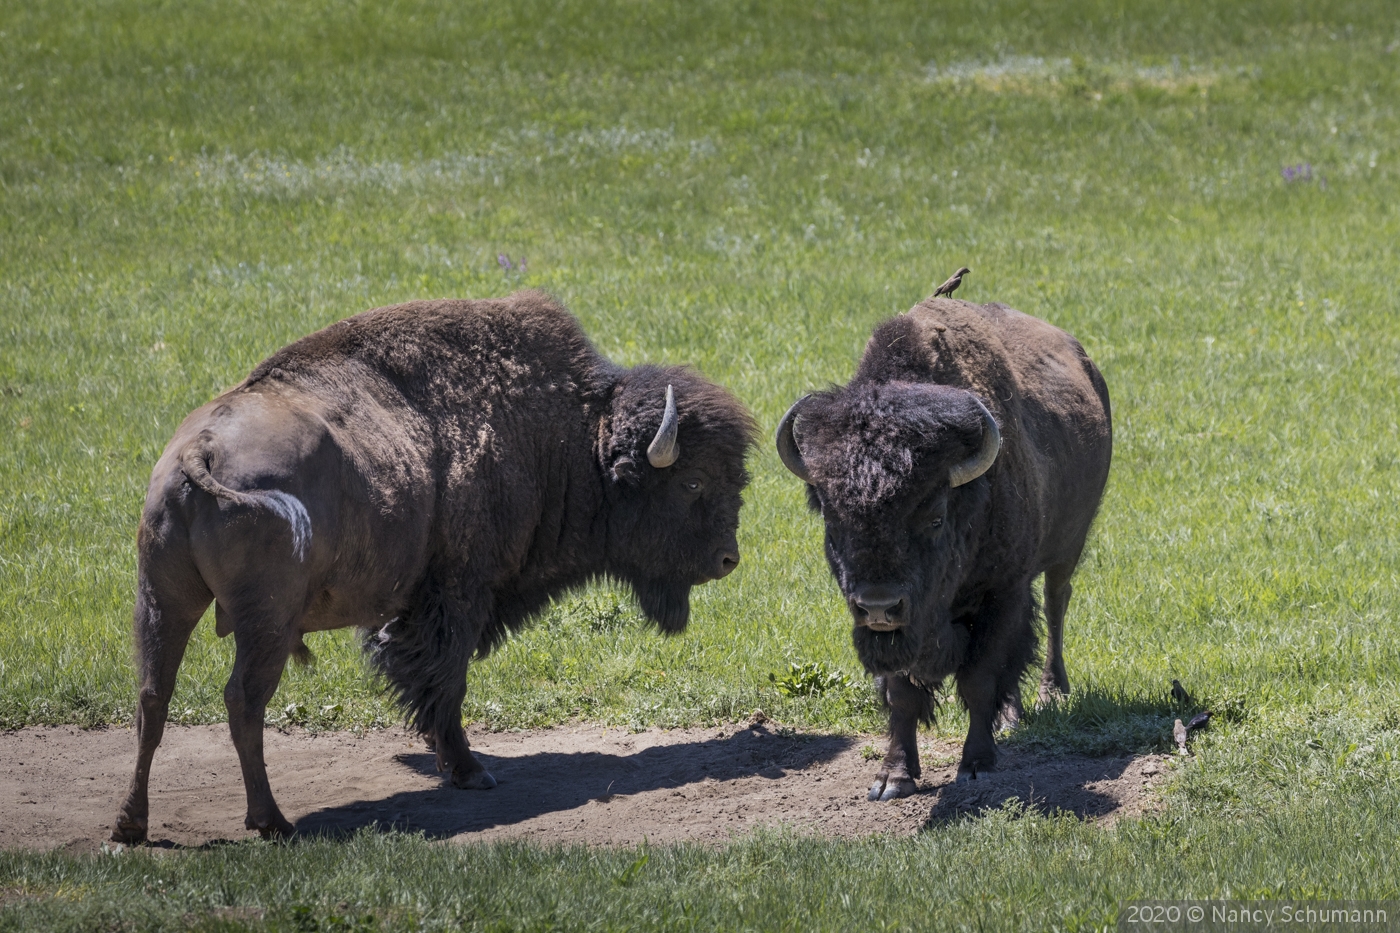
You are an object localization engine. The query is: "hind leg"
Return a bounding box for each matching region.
[112,571,210,844]
[225,621,298,837]
[1038,564,1075,705]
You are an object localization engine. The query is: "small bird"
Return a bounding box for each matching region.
[1171,679,1192,705]
[1173,718,1188,754]
[933,267,971,298]
[1185,710,1211,733]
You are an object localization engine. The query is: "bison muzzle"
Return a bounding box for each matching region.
[776,297,1111,800]
[112,291,757,842]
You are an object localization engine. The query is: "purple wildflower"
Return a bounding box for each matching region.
[518,256,527,275]
[1282,162,1314,183]
[497,253,513,271]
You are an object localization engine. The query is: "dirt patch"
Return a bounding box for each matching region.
[0,723,1168,851]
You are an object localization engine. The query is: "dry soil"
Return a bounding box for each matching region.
[1,722,1169,851]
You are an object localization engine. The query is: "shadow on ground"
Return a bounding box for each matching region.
[1,723,1167,849]
[294,726,855,839]
[920,750,1153,823]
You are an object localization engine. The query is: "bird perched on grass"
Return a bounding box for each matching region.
[1173,718,1188,754]
[933,267,971,298]
[1171,679,1192,706]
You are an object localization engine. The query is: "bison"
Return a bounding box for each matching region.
[112,291,757,842]
[774,297,1111,800]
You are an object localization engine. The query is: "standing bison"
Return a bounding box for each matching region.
[112,291,756,842]
[775,297,1111,800]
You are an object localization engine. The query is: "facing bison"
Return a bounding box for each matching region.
[112,292,757,842]
[775,297,1111,800]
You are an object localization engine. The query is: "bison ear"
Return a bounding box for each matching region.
[611,456,641,484]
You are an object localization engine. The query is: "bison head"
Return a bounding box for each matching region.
[775,382,1000,675]
[602,365,757,633]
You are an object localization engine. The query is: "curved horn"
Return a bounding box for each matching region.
[775,395,813,484]
[646,384,680,468]
[949,396,1001,488]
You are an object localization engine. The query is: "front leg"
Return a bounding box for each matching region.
[954,584,1038,782]
[867,674,931,801]
[415,639,496,789]
[367,577,497,790]
[955,674,999,783]
[432,724,497,789]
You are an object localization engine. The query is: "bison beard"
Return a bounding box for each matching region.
[777,297,1111,799]
[112,291,756,843]
[631,579,692,634]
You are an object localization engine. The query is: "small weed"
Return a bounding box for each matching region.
[614,850,650,886]
[769,660,856,698]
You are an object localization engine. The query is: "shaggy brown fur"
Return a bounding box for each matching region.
[776,297,1111,800]
[113,291,757,843]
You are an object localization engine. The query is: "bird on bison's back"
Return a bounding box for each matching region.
[111,291,757,844]
[776,294,1112,800]
[933,267,971,298]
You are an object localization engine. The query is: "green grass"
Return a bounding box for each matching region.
[3,792,1400,932]
[3,0,1400,926]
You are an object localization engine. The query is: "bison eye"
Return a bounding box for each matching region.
[683,478,704,494]
[928,517,945,529]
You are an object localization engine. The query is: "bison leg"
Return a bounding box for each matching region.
[225,625,296,839]
[368,583,497,790]
[956,586,1037,783]
[112,573,210,844]
[424,656,496,790]
[994,691,1024,733]
[418,728,494,792]
[1038,564,1074,705]
[867,674,929,801]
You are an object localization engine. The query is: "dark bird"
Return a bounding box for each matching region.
[1173,718,1188,754]
[1186,710,1211,732]
[933,267,971,298]
[1171,679,1192,705]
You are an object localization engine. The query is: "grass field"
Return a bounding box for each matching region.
[3,0,1400,928]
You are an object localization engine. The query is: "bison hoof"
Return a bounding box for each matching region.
[867,776,917,802]
[246,814,295,839]
[111,815,148,845]
[452,767,497,790]
[955,760,994,784]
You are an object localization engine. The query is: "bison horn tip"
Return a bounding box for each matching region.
[775,395,812,484]
[949,396,1001,487]
[646,384,680,468]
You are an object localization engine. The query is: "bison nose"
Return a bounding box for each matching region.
[852,586,909,631]
[714,549,741,579]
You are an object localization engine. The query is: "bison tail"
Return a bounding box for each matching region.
[179,443,312,561]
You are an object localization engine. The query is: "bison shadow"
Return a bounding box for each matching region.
[293,725,853,840]
[919,751,1141,824]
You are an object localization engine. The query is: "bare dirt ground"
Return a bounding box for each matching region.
[1,722,1169,851]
